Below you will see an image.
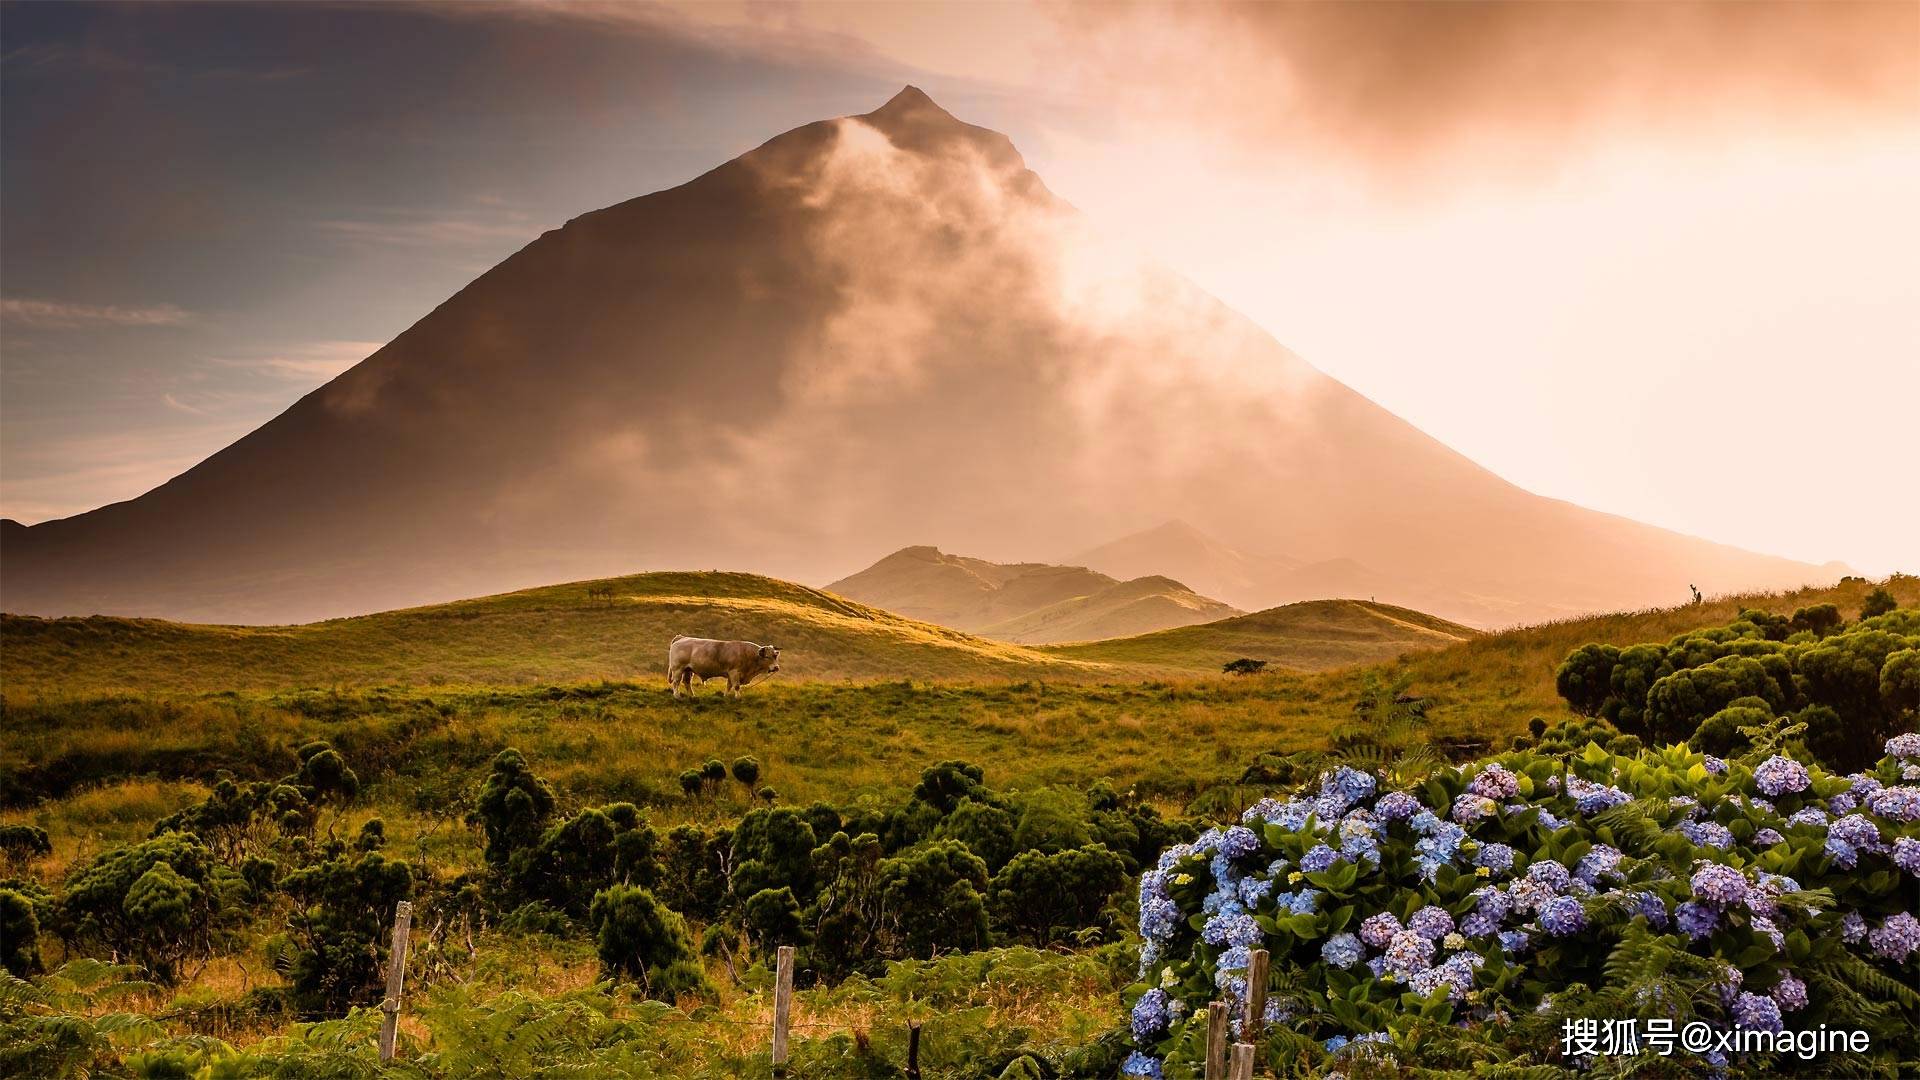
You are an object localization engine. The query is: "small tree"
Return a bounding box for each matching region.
[589,884,710,1001]
[1862,587,1898,620]
[874,840,990,958]
[58,834,230,984]
[988,843,1126,945]
[1,889,42,976]
[471,749,556,868]
[1555,644,1620,717]
[742,886,807,951]
[1790,603,1842,638]
[731,757,761,786]
[280,848,415,1014]
[700,760,727,785]
[0,825,51,876]
[1222,658,1267,676]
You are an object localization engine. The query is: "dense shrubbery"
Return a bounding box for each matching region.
[1124,735,1920,1076]
[1557,603,1920,769]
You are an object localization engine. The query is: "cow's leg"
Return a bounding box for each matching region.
[727,673,741,696]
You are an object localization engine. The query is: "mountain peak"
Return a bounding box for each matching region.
[856,85,1027,173]
[871,85,944,117]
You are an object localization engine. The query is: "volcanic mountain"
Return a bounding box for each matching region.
[825,545,1239,644]
[0,87,1839,625]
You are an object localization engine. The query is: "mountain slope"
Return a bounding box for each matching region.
[825,545,1239,643]
[977,574,1241,644]
[0,87,1838,624]
[1044,599,1480,673]
[0,572,1107,696]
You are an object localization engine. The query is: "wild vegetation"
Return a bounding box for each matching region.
[2,577,1915,1076]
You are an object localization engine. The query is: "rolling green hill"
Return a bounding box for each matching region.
[0,571,1107,696]
[1043,598,1480,672]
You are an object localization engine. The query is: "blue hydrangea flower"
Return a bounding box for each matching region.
[1323,1035,1350,1053]
[1322,766,1377,805]
[1678,820,1735,849]
[1676,900,1718,939]
[1526,860,1572,891]
[1575,845,1623,884]
[1373,791,1420,822]
[1498,929,1531,954]
[1139,897,1180,940]
[1218,825,1260,859]
[1828,792,1857,815]
[1121,1050,1164,1079]
[1475,886,1514,922]
[1340,835,1381,866]
[1202,911,1262,947]
[1825,836,1859,868]
[1786,807,1830,828]
[1842,911,1868,943]
[1475,842,1517,873]
[1451,793,1496,824]
[1321,931,1365,968]
[1538,896,1586,936]
[1751,915,1785,949]
[1565,775,1632,814]
[1888,732,1920,760]
[1237,876,1274,907]
[1633,890,1669,929]
[1753,828,1786,846]
[1733,991,1783,1033]
[1131,988,1171,1041]
[1702,755,1728,774]
[1535,808,1567,830]
[1753,755,1811,797]
[1410,810,1443,835]
[1300,844,1339,873]
[1460,911,1498,937]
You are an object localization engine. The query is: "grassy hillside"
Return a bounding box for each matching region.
[0,571,1106,696]
[826,545,1240,644]
[1044,598,1479,672]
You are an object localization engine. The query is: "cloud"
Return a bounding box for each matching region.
[208,340,385,381]
[1,297,193,328]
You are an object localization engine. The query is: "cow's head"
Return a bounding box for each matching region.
[758,645,781,674]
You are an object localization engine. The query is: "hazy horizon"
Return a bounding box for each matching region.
[3,1,1915,577]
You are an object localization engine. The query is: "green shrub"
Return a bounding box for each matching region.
[470,749,555,868]
[279,848,414,1013]
[988,844,1126,945]
[657,824,729,920]
[505,803,659,919]
[1863,587,1898,619]
[587,884,709,1000]
[875,840,989,959]
[0,825,51,875]
[936,797,1018,872]
[0,889,41,976]
[58,834,232,983]
[742,886,807,951]
[731,756,761,785]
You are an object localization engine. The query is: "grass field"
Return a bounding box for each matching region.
[5,572,1913,1074]
[1043,598,1478,672]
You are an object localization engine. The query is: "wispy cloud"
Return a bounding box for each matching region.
[208,340,384,381]
[1,297,193,328]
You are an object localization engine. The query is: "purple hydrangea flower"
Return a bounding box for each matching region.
[1828,793,1857,815]
[1575,845,1624,884]
[1676,901,1718,939]
[1321,931,1365,968]
[1678,820,1735,849]
[1409,906,1455,940]
[1753,755,1811,797]
[1475,843,1517,873]
[1825,837,1859,868]
[1703,755,1728,774]
[1341,835,1382,865]
[1460,911,1497,937]
[1300,844,1340,873]
[1634,891,1669,929]
[1373,791,1420,822]
[1893,837,1920,876]
[1733,991,1784,1033]
[1469,763,1521,800]
[1131,988,1171,1041]
[1751,915,1785,949]
[1498,929,1531,953]
[1842,912,1868,943]
[1566,775,1633,815]
[1691,863,1749,907]
[1830,813,1882,851]
[1538,896,1587,936]
[1475,886,1514,922]
[1452,794,1496,824]
[1869,786,1920,822]
[1787,807,1830,828]
[1772,974,1808,1012]
[1754,828,1786,847]
[1358,912,1402,948]
[1218,825,1260,859]
[1527,861,1573,892]
[1383,930,1435,976]
[1888,732,1920,760]
[1869,912,1920,962]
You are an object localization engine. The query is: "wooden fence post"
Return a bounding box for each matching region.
[771,944,795,1075]
[378,900,414,1063]
[1205,1001,1228,1079]
[1229,1042,1255,1080]
[906,1020,923,1079]
[1241,948,1269,1049]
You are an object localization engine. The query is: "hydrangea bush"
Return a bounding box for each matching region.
[1124,736,1920,1075]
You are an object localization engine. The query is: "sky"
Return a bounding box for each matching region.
[2,1,1916,575]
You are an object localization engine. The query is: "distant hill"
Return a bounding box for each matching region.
[0,571,1107,696]
[826,546,1240,643]
[1045,598,1480,673]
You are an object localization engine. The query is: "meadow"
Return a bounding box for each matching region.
[3,573,1916,1077]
